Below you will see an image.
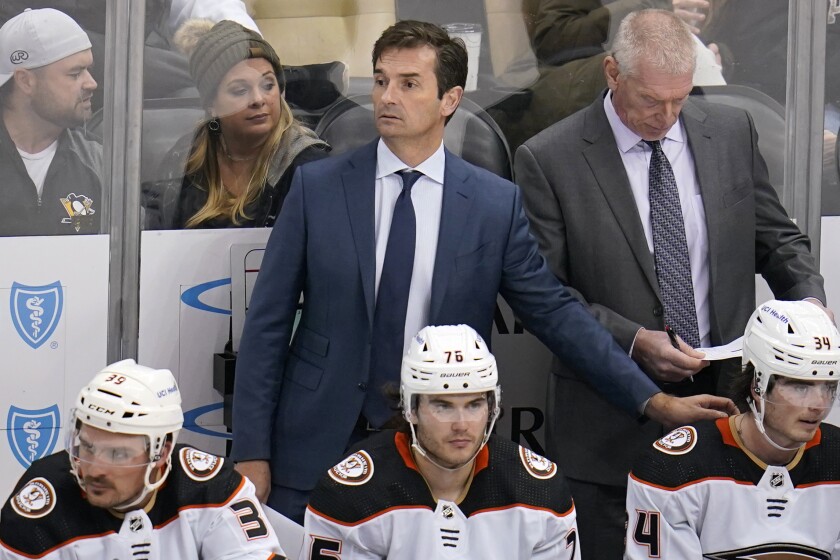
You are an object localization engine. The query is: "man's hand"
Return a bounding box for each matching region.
[672,0,710,34]
[674,0,709,35]
[644,392,738,429]
[804,297,836,325]
[235,460,271,503]
[632,328,709,383]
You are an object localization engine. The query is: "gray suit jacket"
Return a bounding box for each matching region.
[514,93,826,486]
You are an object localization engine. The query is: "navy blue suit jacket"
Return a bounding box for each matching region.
[231,139,659,490]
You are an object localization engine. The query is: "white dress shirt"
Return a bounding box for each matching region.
[604,92,711,346]
[375,139,445,353]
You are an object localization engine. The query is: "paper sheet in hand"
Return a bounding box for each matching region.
[697,336,743,360]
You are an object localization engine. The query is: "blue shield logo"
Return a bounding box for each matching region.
[7,405,61,468]
[10,281,63,349]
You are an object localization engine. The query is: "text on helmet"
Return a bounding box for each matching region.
[87,404,115,415]
[761,305,789,324]
[156,385,178,398]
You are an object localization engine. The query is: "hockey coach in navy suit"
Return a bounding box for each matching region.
[230,20,737,523]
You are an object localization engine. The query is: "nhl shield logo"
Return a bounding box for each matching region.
[10,281,63,349]
[6,405,61,468]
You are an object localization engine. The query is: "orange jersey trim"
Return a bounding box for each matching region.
[307,503,433,527]
[154,476,246,529]
[628,471,755,492]
[394,431,490,475]
[718,414,822,450]
[1,530,117,559]
[470,502,575,519]
[395,432,420,472]
[795,479,840,489]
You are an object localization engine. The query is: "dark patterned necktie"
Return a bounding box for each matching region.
[644,140,701,348]
[364,169,422,426]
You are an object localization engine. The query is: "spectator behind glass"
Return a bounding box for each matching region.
[0,1,260,107]
[144,20,330,230]
[492,0,722,151]
[0,8,101,237]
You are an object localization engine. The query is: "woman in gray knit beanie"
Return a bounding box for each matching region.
[151,19,329,229]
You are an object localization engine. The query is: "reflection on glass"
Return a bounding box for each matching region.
[143,20,329,230]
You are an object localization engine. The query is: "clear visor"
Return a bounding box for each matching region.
[67,423,153,468]
[764,375,839,410]
[415,392,493,423]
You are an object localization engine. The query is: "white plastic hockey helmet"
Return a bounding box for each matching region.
[743,300,840,395]
[68,359,184,503]
[401,324,501,422]
[743,300,840,449]
[400,325,501,471]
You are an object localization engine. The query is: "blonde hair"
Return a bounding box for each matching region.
[184,95,295,228]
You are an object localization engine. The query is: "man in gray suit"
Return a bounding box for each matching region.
[514,9,831,560]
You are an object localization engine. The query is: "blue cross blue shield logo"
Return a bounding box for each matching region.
[10,281,63,349]
[7,405,61,468]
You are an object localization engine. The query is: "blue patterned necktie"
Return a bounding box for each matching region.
[364,169,423,426]
[644,140,701,348]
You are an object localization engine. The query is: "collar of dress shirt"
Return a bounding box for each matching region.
[604,90,686,153]
[375,138,446,184]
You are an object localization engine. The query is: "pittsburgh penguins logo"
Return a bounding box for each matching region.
[654,426,698,455]
[519,446,557,479]
[328,451,374,486]
[703,542,830,559]
[180,447,224,482]
[11,478,55,519]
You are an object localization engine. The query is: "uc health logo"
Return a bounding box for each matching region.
[10,281,63,349]
[7,405,61,468]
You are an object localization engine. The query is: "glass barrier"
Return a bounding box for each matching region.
[0,2,111,501]
[824,0,840,216]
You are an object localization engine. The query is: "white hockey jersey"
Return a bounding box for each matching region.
[0,445,285,560]
[625,417,840,560]
[303,431,581,560]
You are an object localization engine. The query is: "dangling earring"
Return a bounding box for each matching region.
[208,116,221,134]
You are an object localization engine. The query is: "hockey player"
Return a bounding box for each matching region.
[625,300,840,559]
[0,360,285,559]
[303,324,582,559]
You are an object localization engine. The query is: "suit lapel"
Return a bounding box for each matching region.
[582,99,659,295]
[342,140,379,326]
[681,100,722,341]
[429,150,474,321]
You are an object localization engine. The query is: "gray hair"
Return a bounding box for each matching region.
[611,9,696,77]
